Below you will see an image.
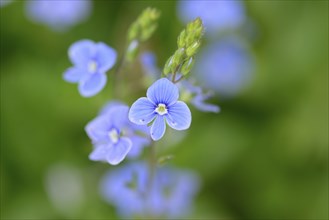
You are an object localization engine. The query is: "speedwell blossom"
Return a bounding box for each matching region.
[180,80,220,113]
[101,162,200,218]
[63,40,117,97]
[85,104,150,165]
[129,78,191,141]
[26,0,92,31]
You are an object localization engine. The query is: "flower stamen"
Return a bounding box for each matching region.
[88,61,98,73]
[108,129,119,144]
[155,103,168,115]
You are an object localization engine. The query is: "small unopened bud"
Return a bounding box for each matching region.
[172,48,185,67]
[163,55,174,75]
[126,40,139,62]
[180,57,194,76]
[177,30,186,48]
[186,41,201,57]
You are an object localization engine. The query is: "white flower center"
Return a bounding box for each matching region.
[108,129,119,144]
[88,61,98,73]
[155,103,168,115]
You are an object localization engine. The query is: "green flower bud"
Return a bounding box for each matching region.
[126,40,139,62]
[186,41,201,57]
[163,55,174,75]
[177,30,186,48]
[180,57,195,76]
[127,22,140,42]
[172,48,185,67]
[140,24,158,42]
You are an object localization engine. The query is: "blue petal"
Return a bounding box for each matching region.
[191,95,220,113]
[63,67,87,83]
[106,137,132,165]
[127,135,150,158]
[89,145,108,161]
[129,97,156,125]
[78,72,107,97]
[85,114,110,143]
[151,115,166,141]
[108,105,130,129]
[166,101,191,130]
[147,78,179,105]
[69,40,95,68]
[95,42,117,73]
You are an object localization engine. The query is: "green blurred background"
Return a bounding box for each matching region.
[1,0,328,219]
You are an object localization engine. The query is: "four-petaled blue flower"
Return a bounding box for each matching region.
[85,103,150,165]
[63,40,117,97]
[129,78,191,141]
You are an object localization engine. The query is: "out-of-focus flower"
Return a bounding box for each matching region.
[63,40,117,97]
[129,78,191,141]
[180,80,220,113]
[177,0,246,35]
[26,0,92,31]
[140,52,161,81]
[100,162,200,218]
[85,103,150,165]
[194,38,254,97]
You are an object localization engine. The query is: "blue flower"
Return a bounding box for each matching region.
[63,40,117,97]
[194,38,254,97]
[100,162,200,218]
[26,0,92,31]
[180,80,220,113]
[85,103,150,165]
[129,78,191,141]
[140,52,161,81]
[177,0,246,36]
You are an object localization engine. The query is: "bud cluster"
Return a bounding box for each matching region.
[126,7,160,62]
[163,17,204,77]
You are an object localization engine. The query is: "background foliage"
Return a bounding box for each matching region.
[1,0,328,219]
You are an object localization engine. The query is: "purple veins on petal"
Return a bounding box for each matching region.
[166,101,191,130]
[129,78,191,141]
[146,78,179,106]
[128,97,156,125]
[150,116,166,141]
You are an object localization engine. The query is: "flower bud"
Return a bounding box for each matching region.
[163,55,174,75]
[172,48,185,67]
[186,41,201,57]
[180,57,194,76]
[177,30,186,48]
[126,40,139,62]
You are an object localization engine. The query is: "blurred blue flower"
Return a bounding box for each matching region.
[100,162,200,218]
[26,0,92,31]
[180,80,220,113]
[140,52,161,81]
[177,0,246,35]
[129,78,191,141]
[194,38,254,97]
[63,40,117,97]
[85,103,150,165]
